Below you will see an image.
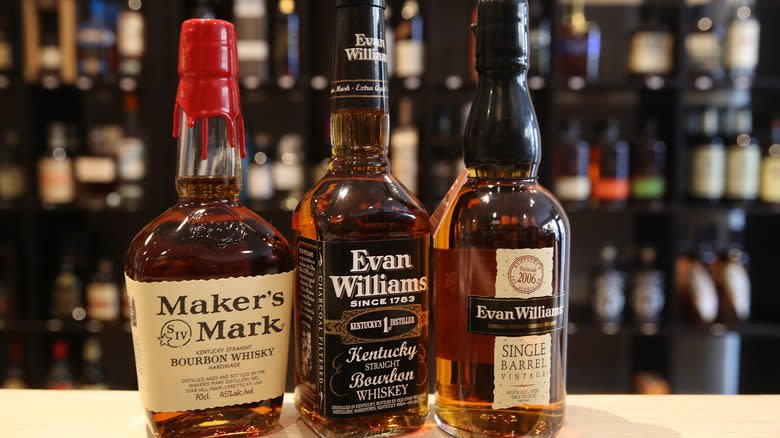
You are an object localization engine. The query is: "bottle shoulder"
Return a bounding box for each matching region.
[434,178,569,248]
[293,173,430,241]
[125,201,294,282]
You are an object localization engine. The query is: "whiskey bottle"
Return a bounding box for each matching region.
[390,96,419,194]
[689,108,725,201]
[760,119,780,204]
[76,0,115,78]
[628,2,674,83]
[234,0,270,89]
[80,337,108,389]
[631,246,665,331]
[117,6,145,85]
[293,1,430,436]
[38,122,75,209]
[50,252,86,322]
[433,1,569,436]
[592,118,630,208]
[85,257,121,324]
[725,108,760,202]
[552,118,590,208]
[46,339,74,390]
[557,0,600,84]
[630,119,666,205]
[724,0,760,84]
[117,92,146,210]
[124,19,295,437]
[685,4,724,87]
[273,0,300,88]
[2,339,26,389]
[394,0,424,80]
[592,244,625,333]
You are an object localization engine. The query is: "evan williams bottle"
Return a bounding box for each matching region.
[293,1,430,436]
[124,20,294,438]
[432,1,570,437]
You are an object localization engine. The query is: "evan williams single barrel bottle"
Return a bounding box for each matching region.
[124,20,294,438]
[433,1,570,437]
[293,1,430,436]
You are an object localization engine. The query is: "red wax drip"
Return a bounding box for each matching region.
[171,19,246,159]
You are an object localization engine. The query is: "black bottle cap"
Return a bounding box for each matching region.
[336,0,384,8]
[474,0,529,70]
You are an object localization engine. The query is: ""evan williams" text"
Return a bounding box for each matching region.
[344,33,387,62]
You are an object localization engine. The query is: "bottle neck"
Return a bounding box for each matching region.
[175,111,242,201]
[465,69,541,179]
[329,1,390,174]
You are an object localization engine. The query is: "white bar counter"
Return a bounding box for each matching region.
[1,390,778,437]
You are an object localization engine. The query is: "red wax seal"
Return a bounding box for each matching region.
[173,19,246,159]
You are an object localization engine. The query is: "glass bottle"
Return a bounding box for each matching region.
[245,132,275,210]
[86,257,121,323]
[689,108,725,201]
[390,96,419,194]
[683,226,720,324]
[725,108,760,202]
[724,0,760,83]
[760,119,780,204]
[0,12,13,77]
[117,4,145,87]
[80,337,109,389]
[76,0,115,78]
[75,125,119,210]
[557,0,600,83]
[234,0,270,89]
[630,119,666,205]
[685,4,724,87]
[46,339,74,390]
[0,128,25,207]
[433,1,569,436]
[124,19,295,437]
[394,0,424,80]
[592,118,630,208]
[631,246,665,331]
[117,92,146,210]
[553,118,590,208]
[712,210,751,326]
[273,0,300,88]
[2,339,26,389]
[628,2,674,82]
[293,1,430,436]
[50,252,86,322]
[592,244,625,333]
[38,122,75,209]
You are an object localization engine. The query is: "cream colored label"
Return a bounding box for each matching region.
[126,271,294,413]
[74,157,116,184]
[726,19,759,70]
[395,40,424,77]
[87,282,120,321]
[493,248,554,409]
[760,157,780,203]
[629,31,673,74]
[690,147,725,199]
[726,146,760,199]
[554,176,590,201]
[38,158,75,204]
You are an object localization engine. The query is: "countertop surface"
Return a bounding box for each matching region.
[1,390,778,437]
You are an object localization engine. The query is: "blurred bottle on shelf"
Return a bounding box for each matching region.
[46,339,74,390]
[592,244,625,334]
[688,108,725,201]
[2,339,27,389]
[50,250,86,322]
[713,210,751,326]
[724,108,760,202]
[553,118,590,208]
[235,0,270,89]
[558,0,600,84]
[190,0,216,18]
[631,246,665,332]
[633,372,670,395]
[273,0,300,88]
[592,118,630,208]
[118,93,145,210]
[0,11,14,79]
[630,119,666,205]
[724,0,759,85]
[245,132,275,210]
[760,118,780,204]
[38,122,76,209]
[116,4,145,87]
[628,1,674,84]
[384,4,395,77]
[394,0,424,81]
[685,4,724,88]
[390,97,419,194]
[86,257,121,324]
[528,0,551,82]
[0,128,26,207]
[77,0,115,78]
[0,244,17,320]
[678,226,719,325]
[272,133,305,211]
[430,105,458,202]
[75,125,120,210]
[37,3,64,88]
[80,337,108,389]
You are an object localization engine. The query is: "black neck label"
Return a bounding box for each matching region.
[467,295,565,336]
[296,237,428,417]
[330,4,388,110]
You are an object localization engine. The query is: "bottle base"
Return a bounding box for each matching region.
[296,399,428,438]
[434,404,563,438]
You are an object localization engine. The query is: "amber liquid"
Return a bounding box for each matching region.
[433,175,568,438]
[292,109,430,438]
[125,177,294,438]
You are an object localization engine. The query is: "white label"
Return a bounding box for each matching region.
[725,19,759,70]
[237,40,270,62]
[760,157,780,203]
[118,138,146,180]
[686,32,721,69]
[87,282,120,321]
[726,145,760,199]
[74,156,117,184]
[690,146,725,199]
[272,163,304,191]
[593,272,625,322]
[723,262,750,320]
[689,262,718,323]
[632,273,664,323]
[118,12,145,57]
[234,0,266,17]
[247,164,274,200]
[394,40,424,77]
[629,31,673,74]
[492,247,554,409]
[554,176,590,201]
[126,271,294,413]
[38,158,75,204]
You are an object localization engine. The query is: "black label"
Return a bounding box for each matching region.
[296,237,428,417]
[330,3,388,110]
[467,295,565,336]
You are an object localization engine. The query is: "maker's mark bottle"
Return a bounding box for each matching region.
[293,1,430,437]
[124,19,294,438]
[433,1,570,437]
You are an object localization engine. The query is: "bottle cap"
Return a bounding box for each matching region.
[474,0,529,70]
[173,19,246,159]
